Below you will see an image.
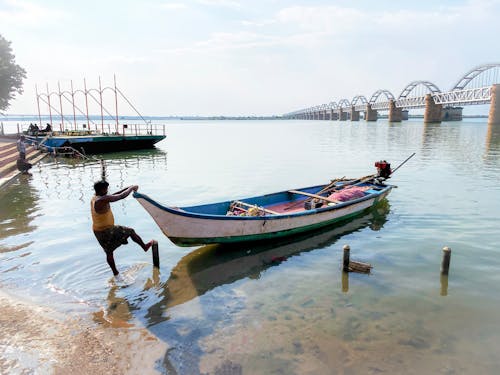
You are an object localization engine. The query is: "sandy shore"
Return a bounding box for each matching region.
[0,289,166,374]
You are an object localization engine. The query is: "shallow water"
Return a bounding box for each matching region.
[1,119,500,374]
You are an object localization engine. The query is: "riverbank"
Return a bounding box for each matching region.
[0,289,166,374]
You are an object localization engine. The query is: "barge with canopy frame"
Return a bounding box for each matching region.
[23,76,166,154]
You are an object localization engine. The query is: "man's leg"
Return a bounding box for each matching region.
[105,250,120,275]
[129,229,154,252]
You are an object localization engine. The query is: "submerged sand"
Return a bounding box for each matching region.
[0,289,166,374]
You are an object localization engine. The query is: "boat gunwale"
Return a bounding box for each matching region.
[133,183,393,221]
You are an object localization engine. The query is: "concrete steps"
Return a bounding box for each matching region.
[0,144,17,159]
[0,141,45,179]
[0,147,38,168]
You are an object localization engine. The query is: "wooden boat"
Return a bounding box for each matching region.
[134,175,394,246]
[160,203,389,308]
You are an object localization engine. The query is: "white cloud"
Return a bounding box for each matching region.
[0,0,68,26]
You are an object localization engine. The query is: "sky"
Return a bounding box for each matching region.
[1,0,500,116]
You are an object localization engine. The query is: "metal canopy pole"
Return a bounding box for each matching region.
[114,74,119,133]
[46,83,53,129]
[84,78,91,132]
[58,81,64,130]
[99,76,104,133]
[35,85,42,129]
[71,80,77,130]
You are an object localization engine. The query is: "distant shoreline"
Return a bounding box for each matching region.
[0,114,490,121]
[1,115,284,121]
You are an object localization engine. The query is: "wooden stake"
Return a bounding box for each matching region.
[440,274,448,296]
[343,245,350,272]
[100,159,106,180]
[342,271,349,293]
[441,246,451,275]
[152,240,159,268]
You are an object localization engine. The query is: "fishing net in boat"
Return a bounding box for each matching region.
[328,186,369,202]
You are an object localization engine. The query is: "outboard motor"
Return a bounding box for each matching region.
[375,160,392,179]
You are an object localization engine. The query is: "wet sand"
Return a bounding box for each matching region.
[0,289,166,374]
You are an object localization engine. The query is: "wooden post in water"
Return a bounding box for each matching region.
[441,246,451,275]
[342,271,349,293]
[440,274,448,296]
[152,240,159,268]
[343,245,350,272]
[100,159,106,181]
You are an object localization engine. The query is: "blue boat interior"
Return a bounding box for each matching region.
[181,181,386,216]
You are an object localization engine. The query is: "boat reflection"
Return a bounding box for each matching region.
[154,200,390,313]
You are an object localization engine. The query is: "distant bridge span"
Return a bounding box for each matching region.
[285,63,500,125]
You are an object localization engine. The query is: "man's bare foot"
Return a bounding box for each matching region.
[143,240,155,252]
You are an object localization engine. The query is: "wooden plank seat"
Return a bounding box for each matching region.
[288,190,341,205]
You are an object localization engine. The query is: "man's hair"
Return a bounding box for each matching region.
[94,180,109,194]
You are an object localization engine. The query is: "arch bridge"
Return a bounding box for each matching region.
[285,63,500,124]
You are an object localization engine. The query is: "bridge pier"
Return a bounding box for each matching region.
[350,106,360,121]
[424,94,442,123]
[365,104,378,121]
[339,109,347,121]
[442,107,463,121]
[402,110,409,120]
[331,112,339,121]
[488,84,500,126]
[388,100,402,122]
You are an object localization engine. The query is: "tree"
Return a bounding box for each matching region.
[0,35,26,112]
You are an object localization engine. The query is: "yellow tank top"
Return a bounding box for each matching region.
[91,196,114,231]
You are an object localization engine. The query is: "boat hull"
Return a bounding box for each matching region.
[27,135,165,154]
[134,185,392,246]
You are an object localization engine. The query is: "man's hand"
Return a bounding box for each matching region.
[131,185,139,192]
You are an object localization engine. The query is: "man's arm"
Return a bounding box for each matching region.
[95,185,138,210]
[112,186,132,195]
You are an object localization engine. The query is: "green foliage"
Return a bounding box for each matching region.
[0,35,26,112]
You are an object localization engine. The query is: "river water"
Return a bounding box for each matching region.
[1,119,500,374]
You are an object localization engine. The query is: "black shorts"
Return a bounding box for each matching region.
[94,225,134,252]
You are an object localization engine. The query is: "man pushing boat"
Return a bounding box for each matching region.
[91,180,155,276]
